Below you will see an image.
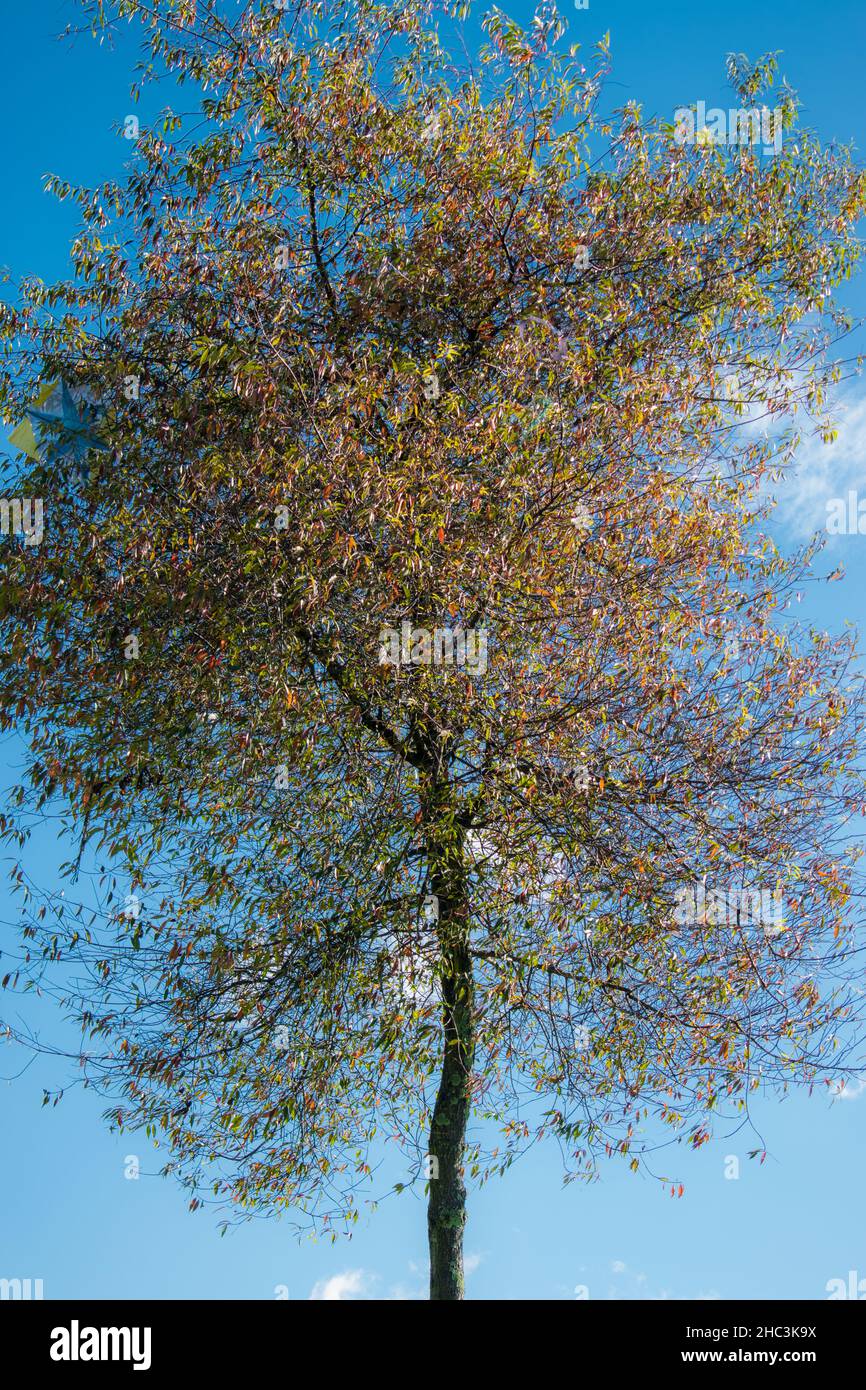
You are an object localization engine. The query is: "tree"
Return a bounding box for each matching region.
[1,0,865,1301]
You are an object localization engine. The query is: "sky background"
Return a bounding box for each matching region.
[1,0,865,1301]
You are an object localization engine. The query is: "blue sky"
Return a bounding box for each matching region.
[1,0,865,1301]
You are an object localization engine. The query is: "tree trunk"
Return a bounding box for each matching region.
[427,878,474,1300]
[419,745,476,1300]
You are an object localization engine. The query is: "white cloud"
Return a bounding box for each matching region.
[769,394,866,541]
[611,1259,627,1274]
[465,1252,483,1276]
[309,1269,373,1301]
[831,1078,866,1101]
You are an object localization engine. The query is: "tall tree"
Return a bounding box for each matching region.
[1,0,865,1300]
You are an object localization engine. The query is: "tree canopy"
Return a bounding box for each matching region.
[1,0,865,1299]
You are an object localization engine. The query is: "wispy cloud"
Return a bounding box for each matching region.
[599,1260,709,1301]
[831,1078,866,1101]
[309,1269,373,1301]
[769,393,866,541]
[311,1260,465,1301]
[386,1282,424,1301]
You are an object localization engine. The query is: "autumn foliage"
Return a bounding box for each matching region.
[1,0,865,1298]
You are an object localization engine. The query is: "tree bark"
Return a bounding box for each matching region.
[426,822,474,1300]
